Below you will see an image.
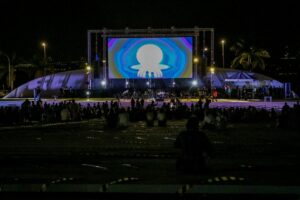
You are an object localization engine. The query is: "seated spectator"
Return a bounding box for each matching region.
[157,108,167,126]
[199,110,216,130]
[145,106,155,127]
[118,108,129,128]
[215,111,227,130]
[106,109,118,128]
[174,115,214,174]
[60,106,71,121]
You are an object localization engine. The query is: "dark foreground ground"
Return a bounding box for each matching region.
[0,119,300,199]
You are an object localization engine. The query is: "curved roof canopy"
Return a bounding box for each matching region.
[4,68,283,98]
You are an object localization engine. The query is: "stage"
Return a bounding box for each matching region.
[0,98,297,111]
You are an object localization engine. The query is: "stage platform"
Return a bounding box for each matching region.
[0,98,297,111]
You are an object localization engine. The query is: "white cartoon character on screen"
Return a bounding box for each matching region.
[131,44,170,78]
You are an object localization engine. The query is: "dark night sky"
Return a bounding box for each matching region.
[0,0,299,62]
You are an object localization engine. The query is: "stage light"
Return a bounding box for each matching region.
[172,81,176,85]
[86,90,91,96]
[102,59,106,64]
[204,47,208,52]
[146,81,150,86]
[210,67,215,96]
[192,80,198,86]
[125,81,129,85]
[101,80,106,86]
[193,57,199,63]
[86,65,91,71]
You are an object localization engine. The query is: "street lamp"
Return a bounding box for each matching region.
[203,47,208,67]
[41,42,47,60]
[193,56,200,83]
[210,67,215,96]
[221,39,225,68]
[0,52,12,90]
[86,65,92,90]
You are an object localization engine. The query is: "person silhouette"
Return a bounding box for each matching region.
[174,115,214,173]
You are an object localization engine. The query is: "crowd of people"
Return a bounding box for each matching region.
[1,97,300,174]
[0,97,299,130]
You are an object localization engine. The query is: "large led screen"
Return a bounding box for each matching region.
[108,37,193,79]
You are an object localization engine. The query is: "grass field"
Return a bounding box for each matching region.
[0,118,300,187]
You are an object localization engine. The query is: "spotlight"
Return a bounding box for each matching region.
[172,81,176,85]
[86,65,91,71]
[86,90,91,96]
[192,80,198,86]
[146,81,150,86]
[193,57,199,63]
[125,81,129,85]
[101,80,106,86]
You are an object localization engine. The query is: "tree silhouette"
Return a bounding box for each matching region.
[230,39,270,71]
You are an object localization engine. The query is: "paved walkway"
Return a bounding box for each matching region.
[0,98,297,110]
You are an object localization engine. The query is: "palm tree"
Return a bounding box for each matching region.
[230,39,270,71]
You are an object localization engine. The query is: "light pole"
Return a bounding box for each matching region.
[193,56,199,80]
[210,67,215,96]
[41,42,47,61]
[203,47,208,67]
[0,52,11,90]
[86,64,91,90]
[221,39,225,68]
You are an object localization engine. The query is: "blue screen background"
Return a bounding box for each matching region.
[108,37,193,79]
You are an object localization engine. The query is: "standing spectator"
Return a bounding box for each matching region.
[212,88,218,102]
[60,87,64,98]
[242,86,247,100]
[131,97,135,109]
[140,98,145,108]
[34,86,41,102]
[21,99,31,123]
[227,85,232,98]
